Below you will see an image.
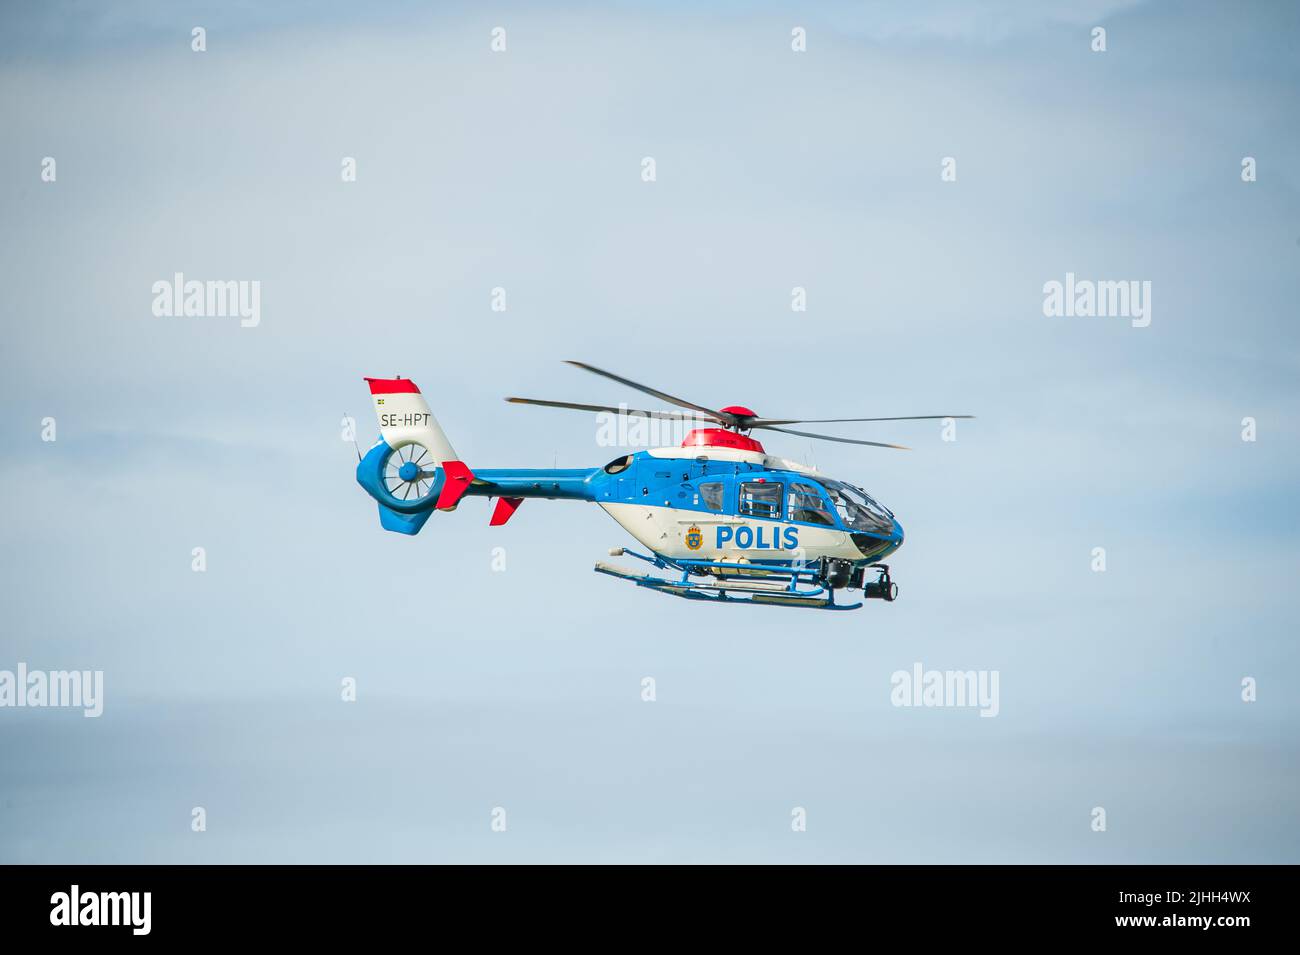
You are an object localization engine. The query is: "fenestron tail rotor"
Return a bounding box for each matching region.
[383,442,438,502]
[504,361,974,450]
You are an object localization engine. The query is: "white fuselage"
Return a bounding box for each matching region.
[598,446,867,563]
[599,501,864,563]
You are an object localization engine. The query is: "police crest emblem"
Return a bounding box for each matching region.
[685,525,703,550]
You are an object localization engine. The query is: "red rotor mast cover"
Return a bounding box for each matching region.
[681,429,765,453]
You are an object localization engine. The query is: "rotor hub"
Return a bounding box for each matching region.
[718,404,757,421]
[398,461,421,482]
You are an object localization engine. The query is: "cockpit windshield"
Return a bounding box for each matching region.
[818,478,895,535]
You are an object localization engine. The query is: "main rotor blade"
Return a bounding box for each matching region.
[505,397,711,422]
[758,425,911,450]
[747,415,975,427]
[564,361,733,425]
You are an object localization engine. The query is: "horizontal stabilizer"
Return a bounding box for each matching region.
[489,496,524,526]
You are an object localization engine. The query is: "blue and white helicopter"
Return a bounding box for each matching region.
[355,362,972,610]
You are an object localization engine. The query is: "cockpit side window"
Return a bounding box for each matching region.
[787,482,835,526]
[738,481,782,519]
[821,479,894,535]
[828,488,859,530]
[699,482,725,512]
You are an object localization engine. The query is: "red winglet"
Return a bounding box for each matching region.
[489,496,524,526]
[436,460,475,510]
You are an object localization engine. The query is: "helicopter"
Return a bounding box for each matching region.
[354,361,972,611]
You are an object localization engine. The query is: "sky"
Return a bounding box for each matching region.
[0,0,1297,863]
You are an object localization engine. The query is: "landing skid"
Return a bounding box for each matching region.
[594,548,881,611]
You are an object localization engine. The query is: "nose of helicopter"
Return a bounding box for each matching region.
[850,517,904,560]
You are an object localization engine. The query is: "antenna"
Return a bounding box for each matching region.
[347,412,361,462]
